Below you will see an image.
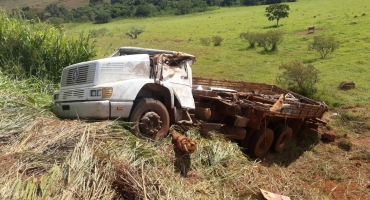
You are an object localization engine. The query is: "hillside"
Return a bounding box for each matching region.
[0,0,109,10]
[65,0,370,107]
[1,0,370,199]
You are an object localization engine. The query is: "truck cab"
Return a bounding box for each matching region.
[52,47,196,139]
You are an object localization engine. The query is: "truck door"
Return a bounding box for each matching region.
[161,61,195,109]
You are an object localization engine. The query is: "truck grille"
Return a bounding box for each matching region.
[62,89,85,100]
[61,64,96,87]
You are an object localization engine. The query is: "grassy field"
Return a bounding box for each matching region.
[1,0,370,199]
[63,0,370,107]
[0,0,110,9]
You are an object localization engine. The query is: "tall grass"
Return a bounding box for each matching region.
[0,10,96,82]
[0,72,55,133]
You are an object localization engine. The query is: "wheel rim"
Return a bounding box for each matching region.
[278,133,287,147]
[258,137,268,150]
[139,111,162,137]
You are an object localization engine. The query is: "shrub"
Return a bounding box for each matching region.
[90,28,108,38]
[200,37,211,46]
[266,30,284,51]
[255,30,284,51]
[0,10,96,83]
[126,26,145,39]
[337,139,352,151]
[276,60,319,97]
[212,35,224,46]
[239,32,259,48]
[48,17,65,26]
[309,35,340,58]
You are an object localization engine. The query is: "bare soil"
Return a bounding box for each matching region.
[296,29,324,35]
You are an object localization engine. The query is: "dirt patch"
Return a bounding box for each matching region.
[296,29,324,35]
[320,180,364,200]
[351,136,370,148]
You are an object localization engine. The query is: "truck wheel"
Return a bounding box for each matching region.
[272,125,292,152]
[129,98,170,140]
[249,127,274,158]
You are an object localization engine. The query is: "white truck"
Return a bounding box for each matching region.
[52,47,196,140]
[53,47,327,157]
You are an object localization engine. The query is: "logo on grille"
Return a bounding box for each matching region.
[72,69,80,83]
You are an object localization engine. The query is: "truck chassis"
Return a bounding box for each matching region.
[191,77,327,157]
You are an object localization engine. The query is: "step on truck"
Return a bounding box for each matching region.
[52,47,328,157]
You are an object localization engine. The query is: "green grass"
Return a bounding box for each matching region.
[0,72,56,133]
[0,10,97,82]
[0,0,110,10]
[63,0,370,107]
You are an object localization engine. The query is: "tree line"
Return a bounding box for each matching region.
[16,0,295,24]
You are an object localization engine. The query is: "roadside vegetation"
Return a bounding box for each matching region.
[1,0,370,199]
[0,10,96,82]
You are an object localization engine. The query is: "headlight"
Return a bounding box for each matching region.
[90,88,112,98]
[91,90,97,96]
[102,87,113,98]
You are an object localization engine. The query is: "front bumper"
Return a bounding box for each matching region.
[52,100,133,119]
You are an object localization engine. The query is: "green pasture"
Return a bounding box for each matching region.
[0,0,109,9]
[64,0,369,107]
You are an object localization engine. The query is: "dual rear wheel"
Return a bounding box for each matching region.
[246,124,293,157]
[272,124,293,153]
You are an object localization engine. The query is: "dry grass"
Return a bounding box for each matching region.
[1,55,370,199]
[1,113,369,199]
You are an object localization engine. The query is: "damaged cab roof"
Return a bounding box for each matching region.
[110,47,196,61]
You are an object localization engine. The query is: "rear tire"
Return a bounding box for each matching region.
[129,98,170,140]
[249,127,274,158]
[272,125,292,152]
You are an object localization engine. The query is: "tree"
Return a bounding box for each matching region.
[241,0,258,6]
[135,4,152,17]
[95,11,111,24]
[175,0,192,15]
[265,4,289,26]
[89,0,103,4]
[309,35,340,58]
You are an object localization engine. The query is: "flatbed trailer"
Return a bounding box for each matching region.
[191,77,328,157]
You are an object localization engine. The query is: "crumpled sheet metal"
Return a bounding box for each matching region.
[152,53,196,67]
